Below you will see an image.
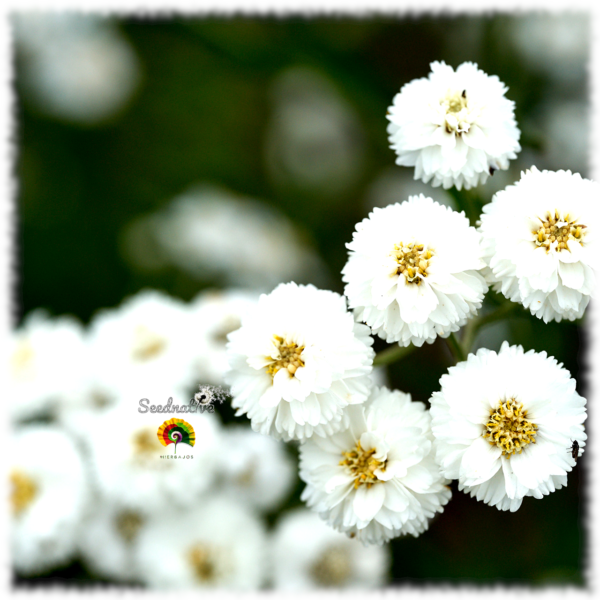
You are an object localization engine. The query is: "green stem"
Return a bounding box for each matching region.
[461,302,518,354]
[445,331,467,364]
[446,186,478,227]
[373,343,414,367]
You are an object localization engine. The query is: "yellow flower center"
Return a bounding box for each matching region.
[132,428,158,456]
[392,242,434,285]
[188,544,221,583]
[10,470,38,517]
[266,335,305,378]
[445,89,468,113]
[115,510,144,543]
[340,440,387,489]
[131,325,167,362]
[235,461,256,487]
[483,397,538,457]
[11,339,35,379]
[441,89,470,134]
[311,545,352,587]
[533,210,586,253]
[91,390,112,408]
[130,427,169,470]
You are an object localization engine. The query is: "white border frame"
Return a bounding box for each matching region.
[1,1,598,598]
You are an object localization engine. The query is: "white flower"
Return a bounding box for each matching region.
[265,66,365,197]
[509,14,588,86]
[149,185,326,288]
[55,377,126,437]
[479,167,600,322]
[88,289,196,394]
[78,498,149,583]
[343,195,488,347]
[539,100,588,175]
[84,403,222,512]
[9,311,90,422]
[218,426,296,512]
[13,13,140,123]
[134,496,267,590]
[270,508,390,589]
[10,426,90,575]
[387,61,521,190]
[300,386,451,546]
[226,282,374,442]
[188,289,259,385]
[430,342,587,512]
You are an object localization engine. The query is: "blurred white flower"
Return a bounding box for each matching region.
[270,508,390,589]
[54,377,125,437]
[509,14,589,86]
[300,387,451,546]
[479,167,600,322]
[134,496,267,590]
[343,195,488,347]
[218,426,296,512]
[9,311,89,422]
[148,185,326,288]
[88,289,196,394]
[265,66,365,196]
[11,426,90,575]
[226,282,374,442]
[430,342,586,512]
[78,498,148,582]
[13,12,140,123]
[387,61,521,190]
[541,100,589,176]
[84,403,222,512]
[188,289,259,385]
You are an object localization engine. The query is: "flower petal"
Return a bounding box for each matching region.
[353,483,385,523]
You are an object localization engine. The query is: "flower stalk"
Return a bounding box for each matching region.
[444,331,467,363]
[460,301,519,354]
[373,343,414,367]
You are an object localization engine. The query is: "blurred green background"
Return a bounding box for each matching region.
[14,13,589,586]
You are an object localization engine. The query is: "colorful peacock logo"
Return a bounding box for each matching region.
[156,418,195,454]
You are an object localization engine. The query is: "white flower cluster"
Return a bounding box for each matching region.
[385,62,599,323]
[226,283,452,545]
[12,53,590,589]
[226,279,586,543]
[9,288,261,429]
[8,290,301,589]
[222,59,589,555]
